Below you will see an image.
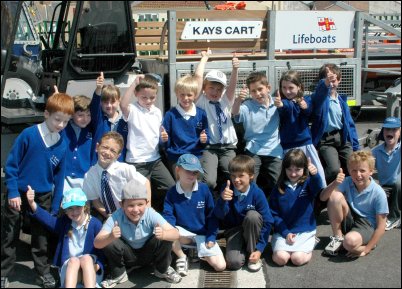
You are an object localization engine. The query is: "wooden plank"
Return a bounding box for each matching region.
[175,10,268,19]
[134,22,166,28]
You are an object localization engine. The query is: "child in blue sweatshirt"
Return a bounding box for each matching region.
[162,75,209,171]
[163,154,226,276]
[274,70,326,186]
[62,95,93,192]
[269,149,324,266]
[89,72,128,164]
[27,187,104,288]
[2,93,74,288]
[213,155,274,272]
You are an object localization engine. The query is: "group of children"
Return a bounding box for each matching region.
[1,50,400,288]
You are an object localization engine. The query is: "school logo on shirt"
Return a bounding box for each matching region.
[197,201,205,209]
[86,132,93,139]
[196,122,204,130]
[50,155,60,167]
[246,204,255,210]
[298,189,308,197]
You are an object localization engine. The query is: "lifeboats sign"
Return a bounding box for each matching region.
[181,21,263,40]
[275,11,355,49]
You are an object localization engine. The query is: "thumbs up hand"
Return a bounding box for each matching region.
[154,223,164,240]
[232,52,240,69]
[53,85,59,94]
[325,67,337,88]
[335,168,345,185]
[297,97,308,110]
[111,221,121,239]
[96,72,104,89]
[200,129,207,144]
[222,180,234,201]
[307,157,318,176]
[236,84,248,104]
[160,126,168,142]
[274,89,283,108]
[26,185,37,212]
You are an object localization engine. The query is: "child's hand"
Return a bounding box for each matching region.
[249,251,261,264]
[160,126,168,142]
[8,197,21,212]
[133,74,145,87]
[221,180,233,201]
[200,129,207,144]
[335,168,345,185]
[232,52,240,70]
[286,233,296,245]
[307,157,318,176]
[205,241,215,249]
[111,221,121,239]
[154,223,164,240]
[96,72,104,90]
[26,185,35,205]
[297,97,308,110]
[53,85,59,94]
[274,90,283,108]
[201,49,211,59]
[236,84,248,103]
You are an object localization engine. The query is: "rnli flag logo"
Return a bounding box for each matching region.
[317,17,336,31]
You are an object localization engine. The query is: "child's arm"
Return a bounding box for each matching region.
[213,181,232,219]
[95,72,104,96]
[51,154,67,216]
[194,50,210,100]
[226,53,240,103]
[154,222,179,241]
[120,74,145,119]
[346,213,387,257]
[89,72,104,130]
[320,168,345,201]
[94,220,121,249]
[232,85,247,116]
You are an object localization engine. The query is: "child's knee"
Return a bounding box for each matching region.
[272,251,289,266]
[328,191,345,206]
[344,232,362,250]
[290,253,311,266]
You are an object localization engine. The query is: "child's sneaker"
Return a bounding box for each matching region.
[385,219,401,231]
[247,259,262,272]
[36,273,56,288]
[154,266,182,283]
[324,235,344,256]
[101,271,128,288]
[175,256,189,276]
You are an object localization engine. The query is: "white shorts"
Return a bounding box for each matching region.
[271,230,316,253]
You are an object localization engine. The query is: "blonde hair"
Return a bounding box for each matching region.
[73,95,91,112]
[175,74,198,96]
[347,150,376,172]
[101,85,120,102]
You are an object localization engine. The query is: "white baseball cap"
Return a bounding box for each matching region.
[205,70,227,86]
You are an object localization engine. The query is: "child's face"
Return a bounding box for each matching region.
[177,167,198,187]
[135,88,157,110]
[101,98,120,118]
[249,81,271,105]
[285,165,304,184]
[65,206,85,224]
[123,199,148,224]
[204,82,224,102]
[72,110,91,128]
[96,138,121,169]
[177,90,196,111]
[44,111,71,133]
[383,127,400,148]
[230,171,253,193]
[348,161,373,191]
[281,80,300,101]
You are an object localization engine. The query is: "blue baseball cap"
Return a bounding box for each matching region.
[382,117,401,128]
[177,154,204,173]
[62,188,87,209]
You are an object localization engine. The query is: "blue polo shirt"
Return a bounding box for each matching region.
[338,177,389,228]
[103,207,167,249]
[372,142,401,186]
[234,98,282,157]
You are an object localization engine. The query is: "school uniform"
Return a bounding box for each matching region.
[2,124,67,278]
[30,206,104,287]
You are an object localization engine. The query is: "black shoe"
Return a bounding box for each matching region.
[37,273,56,288]
[1,277,9,288]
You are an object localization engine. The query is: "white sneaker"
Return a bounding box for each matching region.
[385,219,401,231]
[248,259,262,272]
[324,235,344,256]
[101,271,128,288]
[154,266,182,284]
[176,256,189,276]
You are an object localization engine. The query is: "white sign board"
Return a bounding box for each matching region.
[275,11,355,49]
[181,21,263,40]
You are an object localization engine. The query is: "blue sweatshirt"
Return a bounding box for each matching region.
[61,122,93,178]
[277,96,313,150]
[5,125,67,215]
[162,182,219,243]
[213,182,274,253]
[310,79,359,150]
[162,106,209,161]
[31,205,104,271]
[89,92,128,164]
[269,174,324,238]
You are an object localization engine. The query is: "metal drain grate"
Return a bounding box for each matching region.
[198,268,237,288]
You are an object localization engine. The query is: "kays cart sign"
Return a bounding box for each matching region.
[275,11,355,49]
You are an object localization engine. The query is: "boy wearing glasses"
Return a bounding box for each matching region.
[83,132,151,222]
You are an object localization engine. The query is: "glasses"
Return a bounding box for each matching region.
[99,145,119,156]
